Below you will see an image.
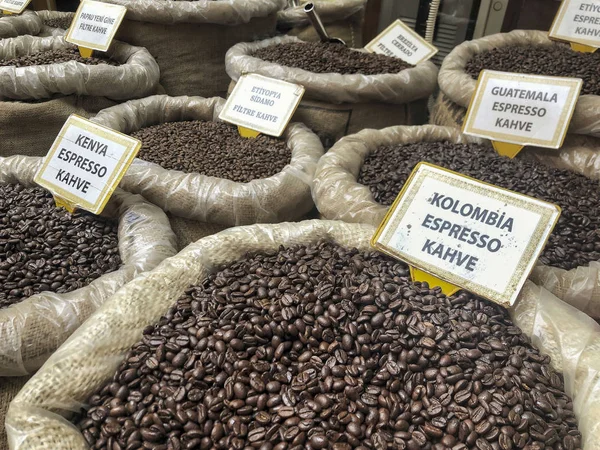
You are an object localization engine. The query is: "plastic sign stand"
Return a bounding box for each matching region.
[237,126,261,139]
[570,42,597,53]
[549,0,600,53]
[410,267,460,296]
[66,0,127,54]
[78,47,94,58]
[491,141,524,159]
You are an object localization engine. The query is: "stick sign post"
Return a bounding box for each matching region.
[66,0,127,58]
[372,163,561,308]
[549,0,600,53]
[219,73,305,139]
[34,115,140,215]
[0,0,32,14]
[462,70,582,158]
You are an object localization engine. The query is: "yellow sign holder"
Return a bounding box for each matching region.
[237,126,260,139]
[410,267,461,296]
[570,42,597,53]
[2,10,12,14]
[491,141,524,159]
[54,196,77,213]
[78,47,94,58]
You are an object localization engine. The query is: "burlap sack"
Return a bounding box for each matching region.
[433,30,600,175]
[277,0,366,48]
[96,0,284,97]
[0,376,29,450]
[5,220,600,449]
[168,214,229,252]
[91,95,325,226]
[36,11,74,37]
[313,124,600,319]
[0,11,41,39]
[226,35,436,147]
[0,35,160,158]
[0,155,178,377]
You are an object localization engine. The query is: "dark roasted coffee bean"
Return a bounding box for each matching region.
[0,183,120,309]
[131,121,290,182]
[0,47,117,67]
[74,242,582,450]
[252,42,411,75]
[357,141,600,270]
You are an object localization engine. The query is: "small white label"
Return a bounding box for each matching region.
[219,74,305,137]
[549,0,600,47]
[462,70,582,148]
[364,19,438,65]
[34,115,140,214]
[0,0,32,14]
[372,163,560,308]
[65,0,127,52]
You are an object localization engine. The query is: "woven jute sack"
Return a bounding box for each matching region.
[36,11,74,37]
[0,11,41,39]
[313,124,600,319]
[0,376,29,450]
[277,0,366,48]
[168,214,229,251]
[226,35,436,147]
[91,95,325,227]
[0,35,160,158]
[0,155,178,377]
[96,0,285,97]
[5,220,600,449]
[433,29,600,177]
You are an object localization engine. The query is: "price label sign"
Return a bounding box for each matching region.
[549,0,600,49]
[0,0,32,14]
[34,115,140,214]
[462,70,582,155]
[65,0,127,52]
[364,19,438,65]
[219,73,305,137]
[372,163,560,308]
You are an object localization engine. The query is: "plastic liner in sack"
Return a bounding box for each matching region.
[0,35,160,158]
[0,155,178,377]
[312,124,600,320]
[226,35,438,148]
[432,29,600,179]
[36,10,74,37]
[91,94,325,227]
[96,0,285,98]
[277,0,367,48]
[4,220,600,449]
[0,10,41,39]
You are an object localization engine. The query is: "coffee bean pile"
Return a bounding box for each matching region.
[0,48,118,68]
[131,121,291,182]
[75,241,582,450]
[357,141,600,270]
[42,16,73,30]
[252,42,412,75]
[465,44,600,96]
[0,183,121,309]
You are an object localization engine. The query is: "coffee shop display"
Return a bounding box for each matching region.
[226,35,437,147]
[0,155,178,377]
[90,95,324,239]
[433,29,600,179]
[0,11,42,39]
[0,35,160,158]
[95,0,285,98]
[313,125,600,319]
[5,220,599,450]
[277,0,367,48]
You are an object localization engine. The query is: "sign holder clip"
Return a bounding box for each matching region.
[410,267,460,296]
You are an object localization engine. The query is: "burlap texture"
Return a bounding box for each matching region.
[91,95,325,226]
[168,214,228,251]
[0,11,41,39]
[313,124,600,319]
[5,220,600,449]
[226,35,436,145]
[97,0,285,97]
[36,11,74,37]
[277,0,366,48]
[0,156,178,376]
[436,29,600,138]
[0,376,29,450]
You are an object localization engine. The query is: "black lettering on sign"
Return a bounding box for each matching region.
[55,168,92,194]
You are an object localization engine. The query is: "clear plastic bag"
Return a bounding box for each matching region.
[0,155,178,376]
[92,95,325,226]
[5,220,600,449]
[0,11,41,39]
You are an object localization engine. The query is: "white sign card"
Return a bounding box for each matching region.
[549,0,600,47]
[219,74,305,137]
[371,163,560,308]
[364,19,438,65]
[462,70,582,148]
[35,115,140,214]
[0,0,31,14]
[65,0,127,52]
